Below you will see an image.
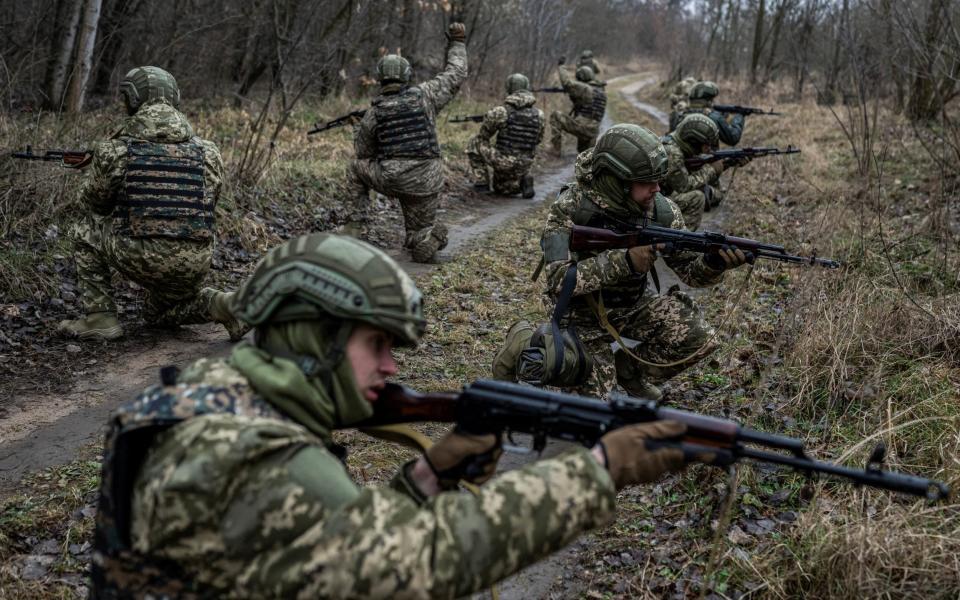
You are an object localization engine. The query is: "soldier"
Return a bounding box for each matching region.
[57,66,246,342]
[549,61,607,156]
[576,50,601,77]
[466,73,545,198]
[90,231,696,598]
[520,124,747,400]
[660,113,741,230]
[672,80,745,146]
[667,76,698,127]
[344,22,468,263]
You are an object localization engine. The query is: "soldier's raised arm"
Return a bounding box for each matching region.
[420,22,468,111]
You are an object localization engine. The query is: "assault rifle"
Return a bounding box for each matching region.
[534,87,566,93]
[449,114,485,123]
[570,223,840,268]
[685,146,801,170]
[307,109,366,135]
[714,104,782,116]
[11,146,91,168]
[358,379,949,500]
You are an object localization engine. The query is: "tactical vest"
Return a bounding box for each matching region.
[116,140,215,242]
[90,378,288,599]
[574,86,607,122]
[495,106,542,156]
[372,87,440,160]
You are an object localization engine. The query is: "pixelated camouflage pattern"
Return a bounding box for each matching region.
[682,102,745,147]
[118,140,213,241]
[371,87,440,160]
[539,149,725,395]
[548,67,601,154]
[346,39,467,243]
[467,92,544,194]
[660,136,721,230]
[72,213,217,325]
[576,56,601,76]
[101,356,617,598]
[668,77,697,110]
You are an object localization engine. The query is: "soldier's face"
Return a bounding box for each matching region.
[629,181,660,210]
[345,324,398,402]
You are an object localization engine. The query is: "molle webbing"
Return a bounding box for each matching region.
[495,107,541,155]
[118,140,213,241]
[574,87,607,121]
[373,88,440,160]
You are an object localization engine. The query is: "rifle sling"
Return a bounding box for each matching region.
[549,264,578,381]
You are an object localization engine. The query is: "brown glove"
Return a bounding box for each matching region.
[598,421,687,489]
[425,428,502,489]
[447,22,466,42]
[626,244,660,273]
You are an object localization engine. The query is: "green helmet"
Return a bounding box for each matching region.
[505,73,530,94]
[576,66,594,82]
[675,113,719,149]
[119,66,180,115]
[689,80,719,101]
[581,50,593,58]
[376,54,412,84]
[591,124,668,183]
[233,233,426,346]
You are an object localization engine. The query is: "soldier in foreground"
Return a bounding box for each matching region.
[466,73,545,198]
[549,61,607,155]
[661,113,748,230]
[671,81,745,146]
[344,23,468,263]
[90,232,693,598]
[503,124,747,400]
[57,66,246,342]
[577,50,601,77]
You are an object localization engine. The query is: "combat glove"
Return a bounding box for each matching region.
[425,427,502,489]
[597,421,687,489]
[705,246,750,270]
[626,244,662,273]
[446,22,466,42]
[723,156,752,168]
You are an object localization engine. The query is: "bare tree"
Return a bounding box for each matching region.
[64,0,103,113]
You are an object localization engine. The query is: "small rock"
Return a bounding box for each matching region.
[19,554,55,580]
[34,538,60,554]
[66,344,82,353]
[80,506,97,519]
[727,524,753,545]
[768,489,791,505]
[777,511,798,523]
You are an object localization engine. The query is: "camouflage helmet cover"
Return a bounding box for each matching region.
[505,73,531,94]
[119,66,180,114]
[675,113,720,148]
[377,54,413,84]
[581,50,593,58]
[689,80,720,101]
[575,66,594,82]
[591,123,668,183]
[233,233,426,346]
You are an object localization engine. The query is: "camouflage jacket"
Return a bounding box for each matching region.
[100,356,615,598]
[475,91,545,159]
[557,67,600,124]
[660,134,720,196]
[541,149,725,306]
[353,40,467,196]
[78,99,223,221]
[684,100,745,147]
[576,57,601,75]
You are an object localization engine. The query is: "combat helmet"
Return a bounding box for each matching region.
[506,73,531,95]
[576,66,594,83]
[233,232,425,346]
[581,50,594,59]
[689,80,720,101]
[119,66,180,115]
[376,54,413,85]
[591,123,668,183]
[675,113,719,149]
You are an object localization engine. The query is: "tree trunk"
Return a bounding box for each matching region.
[750,0,766,85]
[907,0,949,121]
[45,0,84,110]
[64,0,102,113]
[762,0,790,84]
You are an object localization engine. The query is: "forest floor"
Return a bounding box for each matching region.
[2,63,960,599]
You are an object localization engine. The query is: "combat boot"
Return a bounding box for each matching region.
[520,175,535,199]
[621,378,662,402]
[58,312,124,341]
[208,289,251,342]
[410,224,449,263]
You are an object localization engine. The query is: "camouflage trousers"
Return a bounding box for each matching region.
[466,138,535,195]
[549,112,600,154]
[346,158,445,249]
[669,185,723,231]
[71,214,217,326]
[570,287,717,398]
